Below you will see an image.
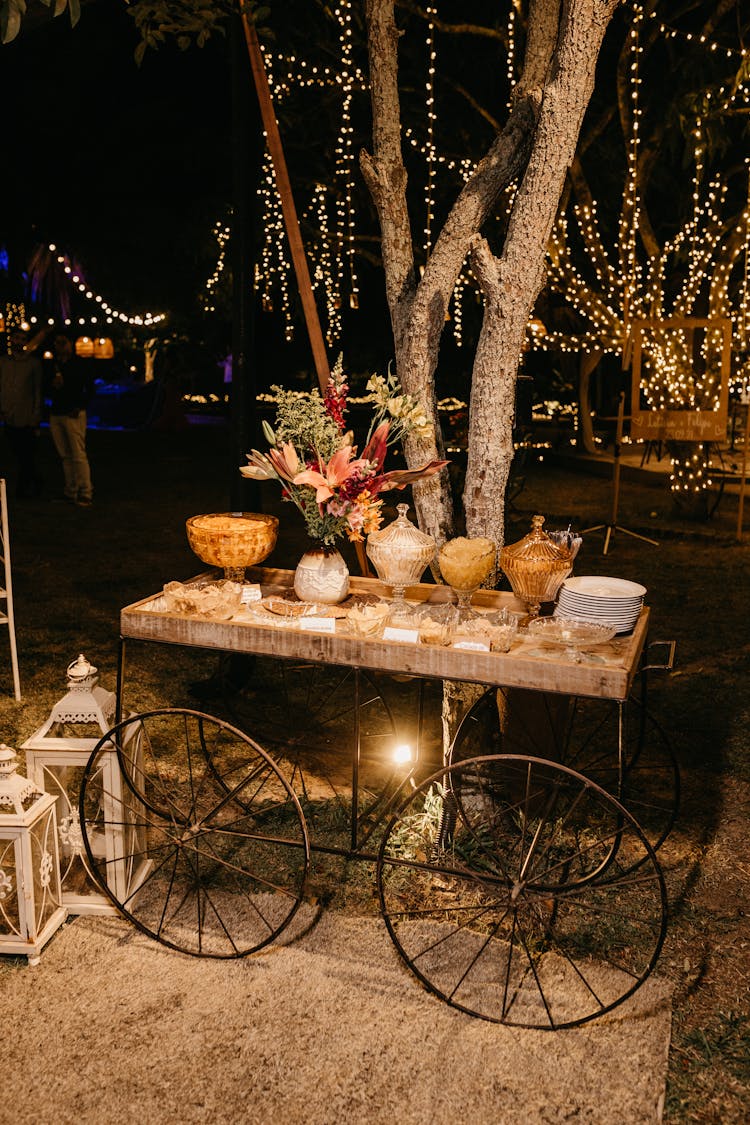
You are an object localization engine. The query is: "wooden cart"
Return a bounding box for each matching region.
[78,567,676,1030]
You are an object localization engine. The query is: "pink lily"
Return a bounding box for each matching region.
[240,441,301,483]
[239,450,276,481]
[361,421,390,470]
[372,460,449,493]
[361,420,448,494]
[293,445,370,504]
[267,442,301,482]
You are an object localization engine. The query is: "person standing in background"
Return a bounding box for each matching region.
[0,327,43,498]
[50,333,94,507]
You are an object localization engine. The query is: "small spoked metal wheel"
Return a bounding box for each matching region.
[79,708,310,958]
[448,687,679,854]
[377,755,667,1030]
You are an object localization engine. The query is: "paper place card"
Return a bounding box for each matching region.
[453,640,491,652]
[383,626,420,644]
[241,584,263,604]
[299,616,336,633]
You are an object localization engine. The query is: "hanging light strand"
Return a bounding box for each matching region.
[424,6,438,257]
[44,244,166,327]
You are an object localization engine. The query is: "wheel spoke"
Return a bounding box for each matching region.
[378,754,667,1029]
[79,709,309,959]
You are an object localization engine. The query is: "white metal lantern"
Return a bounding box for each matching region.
[21,655,149,916]
[0,744,66,964]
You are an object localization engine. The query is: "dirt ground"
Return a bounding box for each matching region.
[0,421,748,1122]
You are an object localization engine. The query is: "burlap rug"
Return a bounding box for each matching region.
[2,906,672,1125]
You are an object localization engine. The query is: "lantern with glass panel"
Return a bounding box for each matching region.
[21,655,149,915]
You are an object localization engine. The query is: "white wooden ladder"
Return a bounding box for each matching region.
[0,479,21,700]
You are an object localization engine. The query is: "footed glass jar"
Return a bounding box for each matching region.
[366,504,436,602]
[499,514,572,617]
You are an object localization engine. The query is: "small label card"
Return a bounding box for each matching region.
[453,640,491,652]
[241,584,263,604]
[299,616,336,633]
[383,626,420,644]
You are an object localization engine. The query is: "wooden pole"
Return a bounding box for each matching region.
[241,16,330,393]
[230,15,261,512]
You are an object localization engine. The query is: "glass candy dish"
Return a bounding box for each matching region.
[526,617,616,662]
[162,580,243,621]
[417,605,454,646]
[366,504,436,603]
[499,514,573,618]
[483,607,520,653]
[438,536,496,621]
[346,602,391,639]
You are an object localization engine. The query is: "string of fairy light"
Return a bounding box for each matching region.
[202,219,231,314]
[307,183,343,344]
[335,0,359,308]
[33,244,167,328]
[197,0,750,431]
[424,6,437,255]
[532,3,750,495]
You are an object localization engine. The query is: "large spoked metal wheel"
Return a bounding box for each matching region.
[79,709,310,958]
[218,660,399,804]
[448,687,679,854]
[377,755,668,1030]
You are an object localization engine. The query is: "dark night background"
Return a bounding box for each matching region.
[1,2,234,316]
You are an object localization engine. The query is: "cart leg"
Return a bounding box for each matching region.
[351,668,361,853]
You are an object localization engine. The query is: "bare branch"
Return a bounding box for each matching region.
[361,0,417,350]
[443,78,502,133]
[396,1,507,43]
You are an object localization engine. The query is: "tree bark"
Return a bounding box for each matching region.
[361,0,571,547]
[463,0,621,558]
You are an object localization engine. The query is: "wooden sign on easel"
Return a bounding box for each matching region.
[629,317,731,443]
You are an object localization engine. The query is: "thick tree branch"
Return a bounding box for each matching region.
[361,0,416,350]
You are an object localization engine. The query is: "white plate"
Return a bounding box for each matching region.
[561,575,647,599]
[555,608,640,633]
[557,600,641,615]
[558,594,643,610]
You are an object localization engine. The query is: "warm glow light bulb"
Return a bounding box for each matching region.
[393,744,413,766]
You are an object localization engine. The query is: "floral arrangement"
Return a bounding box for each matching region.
[240,357,448,547]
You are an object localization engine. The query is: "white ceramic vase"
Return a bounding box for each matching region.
[293,544,350,604]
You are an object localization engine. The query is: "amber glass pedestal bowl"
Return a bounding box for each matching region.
[186,513,279,581]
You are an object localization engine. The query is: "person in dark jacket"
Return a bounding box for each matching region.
[0,327,43,498]
[49,333,94,506]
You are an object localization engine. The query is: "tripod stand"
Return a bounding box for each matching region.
[583,393,659,555]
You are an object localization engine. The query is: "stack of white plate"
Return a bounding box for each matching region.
[554,575,646,634]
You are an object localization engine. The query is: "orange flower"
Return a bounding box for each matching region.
[293,445,370,504]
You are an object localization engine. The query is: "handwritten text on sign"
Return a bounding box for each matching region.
[629,317,731,444]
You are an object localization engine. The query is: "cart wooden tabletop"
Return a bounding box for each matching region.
[120,567,650,702]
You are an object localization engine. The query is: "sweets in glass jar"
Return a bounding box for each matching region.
[438,537,496,592]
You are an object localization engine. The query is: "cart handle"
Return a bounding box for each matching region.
[641,640,676,673]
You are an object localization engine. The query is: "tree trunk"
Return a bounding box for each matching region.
[462,0,619,560]
[578,348,603,455]
[361,0,559,548]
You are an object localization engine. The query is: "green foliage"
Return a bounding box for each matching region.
[270,384,342,464]
[125,0,270,65]
[1,0,79,43]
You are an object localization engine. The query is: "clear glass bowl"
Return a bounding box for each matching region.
[346,602,391,638]
[527,617,616,661]
[162,580,243,621]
